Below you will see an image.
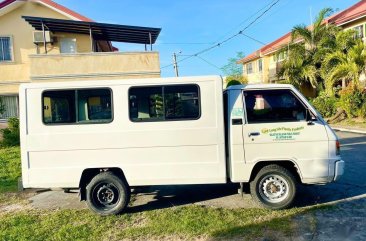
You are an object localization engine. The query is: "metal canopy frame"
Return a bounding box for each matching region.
[22,16,161,52]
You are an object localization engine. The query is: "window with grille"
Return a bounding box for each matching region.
[0,36,13,62]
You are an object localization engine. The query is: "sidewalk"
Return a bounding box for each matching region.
[330,124,366,134]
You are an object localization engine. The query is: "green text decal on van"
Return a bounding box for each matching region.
[261,126,304,141]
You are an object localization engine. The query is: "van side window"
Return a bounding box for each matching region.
[129,85,200,122]
[42,88,112,124]
[244,89,306,123]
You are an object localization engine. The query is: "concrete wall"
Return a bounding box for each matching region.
[29,52,161,82]
[242,56,270,84]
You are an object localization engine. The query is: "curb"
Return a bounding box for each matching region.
[330,126,366,134]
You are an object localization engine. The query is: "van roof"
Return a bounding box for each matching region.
[20,75,223,89]
[225,83,294,90]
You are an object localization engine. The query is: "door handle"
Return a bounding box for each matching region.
[248,132,260,137]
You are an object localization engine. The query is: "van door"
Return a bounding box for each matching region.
[242,88,329,182]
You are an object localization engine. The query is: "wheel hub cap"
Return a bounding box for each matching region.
[97,185,115,205]
[259,175,289,203]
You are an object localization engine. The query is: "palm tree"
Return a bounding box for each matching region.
[322,36,366,93]
[278,8,340,93]
[279,44,317,89]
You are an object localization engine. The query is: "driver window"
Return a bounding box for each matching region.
[244,89,306,123]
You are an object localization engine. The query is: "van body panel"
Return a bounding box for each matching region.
[20,77,343,190]
[20,76,227,188]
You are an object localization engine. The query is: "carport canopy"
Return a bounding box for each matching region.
[22,15,161,46]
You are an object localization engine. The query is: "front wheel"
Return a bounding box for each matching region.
[86,172,130,215]
[250,165,297,209]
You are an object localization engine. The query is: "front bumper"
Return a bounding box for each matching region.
[333,160,345,181]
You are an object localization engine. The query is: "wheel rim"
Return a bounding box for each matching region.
[258,174,289,203]
[92,182,120,210]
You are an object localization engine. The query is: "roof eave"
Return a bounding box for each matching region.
[0,0,26,18]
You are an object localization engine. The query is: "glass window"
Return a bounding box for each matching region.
[0,36,12,62]
[354,25,364,39]
[247,63,253,74]
[244,89,307,124]
[0,96,18,119]
[129,87,163,121]
[258,59,263,72]
[77,89,112,123]
[42,88,112,124]
[129,85,200,122]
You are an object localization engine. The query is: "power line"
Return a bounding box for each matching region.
[161,0,280,70]
[241,33,267,46]
[156,42,214,45]
[213,0,279,43]
[195,56,222,70]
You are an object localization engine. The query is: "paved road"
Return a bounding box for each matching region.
[295,131,366,241]
[29,131,366,239]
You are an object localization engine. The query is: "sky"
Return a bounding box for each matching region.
[56,0,359,77]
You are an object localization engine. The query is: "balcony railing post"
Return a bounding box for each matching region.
[41,21,47,54]
[149,32,152,51]
[89,26,94,52]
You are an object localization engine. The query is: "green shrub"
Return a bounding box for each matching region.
[310,92,338,118]
[226,79,243,87]
[338,86,365,118]
[1,117,20,147]
[358,101,366,119]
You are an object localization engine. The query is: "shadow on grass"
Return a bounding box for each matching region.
[0,180,18,193]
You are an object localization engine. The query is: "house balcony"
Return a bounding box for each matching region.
[29,51,160,82]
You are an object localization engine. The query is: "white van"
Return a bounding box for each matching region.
[19,76,344,215]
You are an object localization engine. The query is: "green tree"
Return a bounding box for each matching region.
[222,52,248,85]
[322,31,366,93]
[279,8,340,93]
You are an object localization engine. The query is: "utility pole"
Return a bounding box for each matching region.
[173,52,179,77]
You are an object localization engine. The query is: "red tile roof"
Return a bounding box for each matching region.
[0,0,92,21]
[327,0,366,26]
[40,0,93,22]
[0,0,17,9]
[238,0,366,64]
[237,51,260,63]
[237,32,291,63]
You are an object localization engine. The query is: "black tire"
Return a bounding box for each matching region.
[250,164,297,209]
[86,172,130,216]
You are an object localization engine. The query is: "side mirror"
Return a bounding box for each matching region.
[306,109,316,124]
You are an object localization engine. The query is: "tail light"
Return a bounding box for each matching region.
[336,140,341,156]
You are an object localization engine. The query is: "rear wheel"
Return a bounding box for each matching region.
[86,172,130,215]
[250,165,297,209]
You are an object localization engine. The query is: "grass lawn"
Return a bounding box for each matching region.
[0,146,21,193]
[0,146,325,240]
[0,205,318,241]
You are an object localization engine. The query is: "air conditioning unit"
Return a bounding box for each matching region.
[33,31,53,43]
